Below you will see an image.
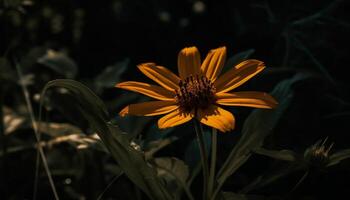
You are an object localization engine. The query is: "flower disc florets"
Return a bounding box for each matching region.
[175,75,216,113]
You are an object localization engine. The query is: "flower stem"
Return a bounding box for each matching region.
[208,128,217,199]
[193,119,209,200]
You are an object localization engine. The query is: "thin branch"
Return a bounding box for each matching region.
[291,0,343,26]
[97,173,123,200]
[15,61,59,200]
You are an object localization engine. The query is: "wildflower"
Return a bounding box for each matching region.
[116,46,277,132]
[304,138,334,169]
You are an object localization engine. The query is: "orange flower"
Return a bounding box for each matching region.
[116,47,277,132]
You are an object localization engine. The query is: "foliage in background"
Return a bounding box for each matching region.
[1,0,350,199]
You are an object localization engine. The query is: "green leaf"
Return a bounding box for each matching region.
[153,157,194,200]
[144,137,178,160]
[239,164,299,194]
[38,50,78,78]
[114,115,151,138]
[253,148,297,162]
[184,128,211,170]
[328,149,350,167]
[144,122,174,142]
[215,74,309,195]
[94,58,129,93]
[40,79,173,200]
[153,157,189,187]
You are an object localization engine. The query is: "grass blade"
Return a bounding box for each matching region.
[15,62,59,200]
[40,79,173,200]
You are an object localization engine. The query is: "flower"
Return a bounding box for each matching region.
[304,138,334,169]
[116,46,277,132]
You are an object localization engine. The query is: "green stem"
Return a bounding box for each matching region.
[15,61,59,200]
[289,171,309,194]
[193,119,209,200]
[97,173,123,200]
[211,181,222,200]
[208,128,217,199]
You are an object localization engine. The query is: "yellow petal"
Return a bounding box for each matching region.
[196,105,235,132]
[201,46,226,81]
[216,92,278,109]
[178,46,201,79]
[214,59,265,94]
[138,63,180,91]
[158,109,194,129]
[116,81,174,101]
[119,101,178,117]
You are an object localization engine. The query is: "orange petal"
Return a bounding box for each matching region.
[116,81,174,101]
[119,101,178,117]
[138,63,180,91]
[196,105,235,132]
[178,46,201,79]
[216,92,278,109]
[158,109,194,129]
[201,46,226,81]
[214,59,265,94]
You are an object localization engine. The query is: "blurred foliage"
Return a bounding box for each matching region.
[1,0,350,200]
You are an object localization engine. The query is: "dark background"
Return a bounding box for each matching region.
[1,0,350,199]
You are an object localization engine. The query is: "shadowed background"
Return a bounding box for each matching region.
[1,0,350,199]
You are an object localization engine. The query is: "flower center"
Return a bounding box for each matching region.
[304,140,333,169]
[175,75,216,113]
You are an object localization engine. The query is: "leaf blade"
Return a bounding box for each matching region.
[40,79,173,200]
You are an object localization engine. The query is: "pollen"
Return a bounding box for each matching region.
[175,75,216,113]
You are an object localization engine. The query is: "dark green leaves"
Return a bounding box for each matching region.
[254,148,297,162]
[94,58,129,93]
[153,157,189,184]
[38,50,78,78]
[328,149,350,167]
[214,74,308,197]
[40,79,173,200]
[245,139,350,193]
[184,128,211,170]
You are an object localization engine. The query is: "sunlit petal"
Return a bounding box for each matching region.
[138,63,180,91]
[201,46,226,81]
[216,92,278,109]
[116,81,174,100]
[119,101,178,117]
[196,105,235,132]
[215,59,265,94]
[178,46,201,79]
[158,109,194,129]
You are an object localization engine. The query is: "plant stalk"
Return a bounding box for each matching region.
[208,128,217,199]
[193,119,209,200]
[15,61,59,200]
